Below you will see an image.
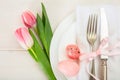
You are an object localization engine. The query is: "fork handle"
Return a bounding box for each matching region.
[101,59,107,80]
[89,46,96,80]
[90,59,96,80]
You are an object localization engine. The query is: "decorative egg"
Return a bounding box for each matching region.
[66,44,80,59]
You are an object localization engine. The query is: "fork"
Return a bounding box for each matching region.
[86,14,98,80]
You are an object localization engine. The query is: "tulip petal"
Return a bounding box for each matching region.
[22,11,36,28]
[15,28,28,49]
[27,11,36,24]
[21,27,33,49]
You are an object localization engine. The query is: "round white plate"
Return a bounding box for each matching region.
[50,12,77,80]
[51,6,120,80]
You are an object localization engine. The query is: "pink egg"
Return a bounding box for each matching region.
[58,60,79,77]
[66,44,80,59]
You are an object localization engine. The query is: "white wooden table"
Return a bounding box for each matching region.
[0,0,120,79]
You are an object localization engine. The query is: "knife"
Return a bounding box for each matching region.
[100,8,109,80]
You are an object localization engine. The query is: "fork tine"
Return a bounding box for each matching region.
[91,14,98,37]
[87,15,91,35]
[93,15,95,34]
[90,14,94,34]
[95,15,98,34]
[87,14,98,43]
[90,14,96,36]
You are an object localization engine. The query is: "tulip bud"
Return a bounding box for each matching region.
[22,11,36,28]
[15,27,34,50]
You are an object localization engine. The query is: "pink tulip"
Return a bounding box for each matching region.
[21,11,36,28]
[15,27,33,50]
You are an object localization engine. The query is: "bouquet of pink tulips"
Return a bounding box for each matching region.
[15,3,56,80]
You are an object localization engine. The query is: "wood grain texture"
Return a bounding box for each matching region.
[0,51,47,80]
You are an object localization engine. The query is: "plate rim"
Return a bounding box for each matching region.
[50,12,76,80]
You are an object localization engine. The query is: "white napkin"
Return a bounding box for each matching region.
[76,5,120,80]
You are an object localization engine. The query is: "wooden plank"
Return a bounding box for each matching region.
[0,51,47,80]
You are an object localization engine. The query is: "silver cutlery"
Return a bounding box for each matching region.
[87,14,98,80]
[100,8,109,80]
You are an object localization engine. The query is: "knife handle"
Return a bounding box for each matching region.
[101,59,107,80]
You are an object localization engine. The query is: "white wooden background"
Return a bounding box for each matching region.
[0,0,120,80]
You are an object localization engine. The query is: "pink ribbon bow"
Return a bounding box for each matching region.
[79,38,120,80]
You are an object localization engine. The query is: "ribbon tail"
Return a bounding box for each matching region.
[86,62,100,80]
[107,52,120,56]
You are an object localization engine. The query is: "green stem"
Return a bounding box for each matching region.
[33,26,38,34]
[28,48,56,80]
[28,48,38,62]
[30,48,38,60]
[32,26,50,61]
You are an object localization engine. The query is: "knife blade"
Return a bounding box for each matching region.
[100,8,109,80]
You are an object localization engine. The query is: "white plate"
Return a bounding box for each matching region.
[50,12,77,80]
[50,6,120,80]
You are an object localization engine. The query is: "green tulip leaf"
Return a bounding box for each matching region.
[36,14,49,56]
[41,3,53,53]
[29,29,56,80]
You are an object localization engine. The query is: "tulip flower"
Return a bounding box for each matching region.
[22,11,36,28]
[15,27,34,50]
[15,4,57,80]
